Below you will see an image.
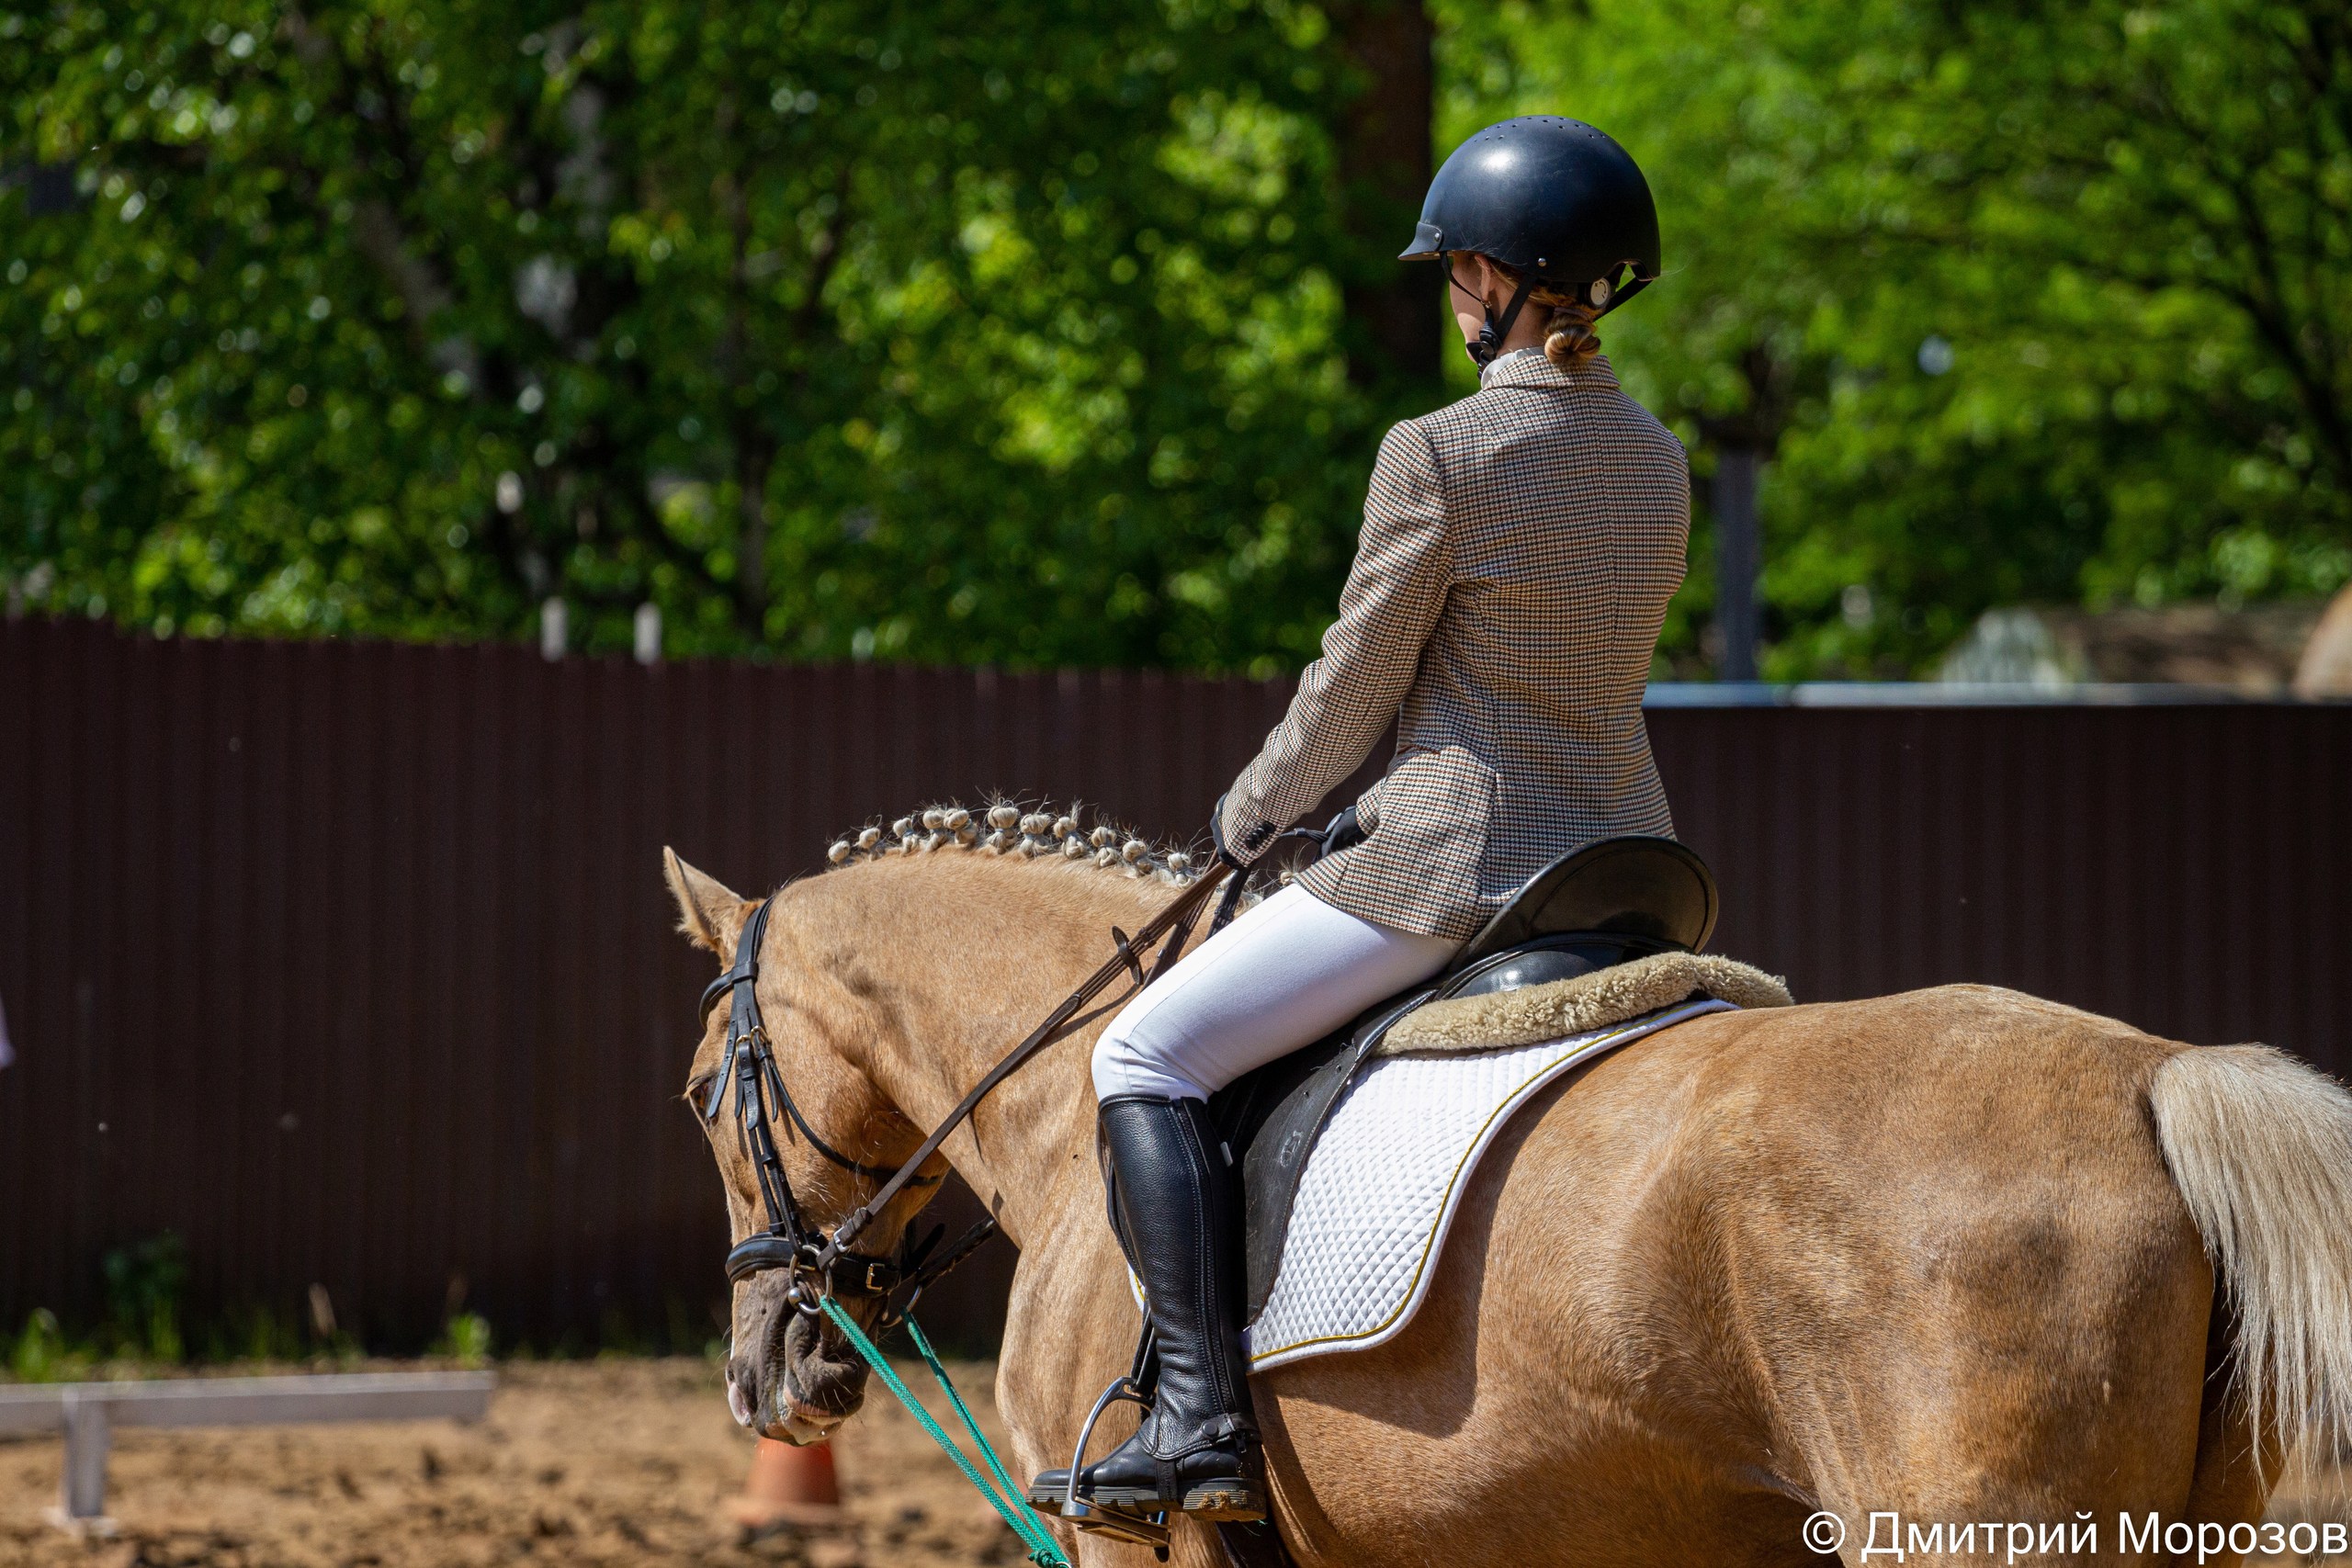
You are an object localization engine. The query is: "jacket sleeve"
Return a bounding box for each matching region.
[1218,419,1452,861]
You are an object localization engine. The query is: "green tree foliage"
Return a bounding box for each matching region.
[4,0,1406,668]
[1445,0,2352,676]
[9,0,2349,675]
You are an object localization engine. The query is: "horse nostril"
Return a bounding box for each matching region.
[726,1371,756,1428]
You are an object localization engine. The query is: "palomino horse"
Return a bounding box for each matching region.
[663,820,2352,1566]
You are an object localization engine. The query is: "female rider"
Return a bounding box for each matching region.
[1038,117,1690,1524]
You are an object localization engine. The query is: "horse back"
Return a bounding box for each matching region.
[1257,985,2217,1565]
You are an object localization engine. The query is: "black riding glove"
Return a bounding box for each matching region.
[1317,804,1366,860]
[1210,792,1251,870]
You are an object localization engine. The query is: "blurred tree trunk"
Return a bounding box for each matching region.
[1699,343,1794,681]
[1712,448,1763,681]
[1329,0,1439,389]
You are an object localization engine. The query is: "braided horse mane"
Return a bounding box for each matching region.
[819,801,1214,888]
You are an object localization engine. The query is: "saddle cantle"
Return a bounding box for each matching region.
[1449,832,1716,975]
[1207,836,1720,1325]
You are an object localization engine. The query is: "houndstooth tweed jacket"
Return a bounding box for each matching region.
[1219,347,1689,943]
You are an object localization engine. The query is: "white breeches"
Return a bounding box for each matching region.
[1090,883,1459,1103]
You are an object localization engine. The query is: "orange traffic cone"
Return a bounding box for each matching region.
[729,1437,844,1533]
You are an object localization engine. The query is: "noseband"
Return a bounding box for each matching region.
[697,861,1233,1321]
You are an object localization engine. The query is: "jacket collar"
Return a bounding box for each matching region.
[1478,346,1619,394]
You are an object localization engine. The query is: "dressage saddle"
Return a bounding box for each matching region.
[1206,834,1719,1324]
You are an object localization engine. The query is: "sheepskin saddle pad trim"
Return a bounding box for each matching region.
[1240,996,1736,1369]
[1374,951,1792,1058]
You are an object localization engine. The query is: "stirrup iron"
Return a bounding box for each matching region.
[1055,1372,1171,1550]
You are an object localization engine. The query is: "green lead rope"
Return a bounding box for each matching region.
[819,1298,1070,1568]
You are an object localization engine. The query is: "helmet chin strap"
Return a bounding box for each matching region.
[1445,257,1538,369]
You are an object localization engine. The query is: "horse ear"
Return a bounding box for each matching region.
[663,848,755,964]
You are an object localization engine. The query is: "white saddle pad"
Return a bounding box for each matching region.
[1241,998,1734,1371]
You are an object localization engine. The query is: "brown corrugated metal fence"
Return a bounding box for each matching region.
[1,618,2345,1349]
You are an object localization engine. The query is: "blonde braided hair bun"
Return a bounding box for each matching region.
[1539,296,1601,368]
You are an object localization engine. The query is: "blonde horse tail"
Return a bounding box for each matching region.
[2151,1043,2352,1470]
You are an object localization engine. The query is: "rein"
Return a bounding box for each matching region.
[699,857,1233,1317]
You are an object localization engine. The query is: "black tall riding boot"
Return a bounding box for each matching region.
[1029,1094,1265,1521]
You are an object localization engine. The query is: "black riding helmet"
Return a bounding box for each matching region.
[1402,116,1662,367]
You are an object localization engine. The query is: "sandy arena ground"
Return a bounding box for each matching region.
[6,1358,2351,1566]
[0,1358,1035,1568]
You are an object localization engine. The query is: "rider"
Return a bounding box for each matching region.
[1042,117,1688,1523]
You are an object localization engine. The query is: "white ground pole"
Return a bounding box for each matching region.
[0,1372,495,1526]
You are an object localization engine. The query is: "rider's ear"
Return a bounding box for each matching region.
[662,847,757,964]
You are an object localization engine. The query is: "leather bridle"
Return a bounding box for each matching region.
[696,897,919,1306]
[696,859,1234,1321]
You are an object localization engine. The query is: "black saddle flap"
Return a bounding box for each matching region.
[1209,987,1433,1324]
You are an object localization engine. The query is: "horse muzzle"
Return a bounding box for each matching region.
[729,1286,874,1441]
[730,1370,843,1444]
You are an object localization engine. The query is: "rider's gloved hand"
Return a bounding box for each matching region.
[1210,792,1252,871]
[1317,804,1365,860]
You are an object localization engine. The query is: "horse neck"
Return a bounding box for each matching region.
[790,852,1182,1248]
